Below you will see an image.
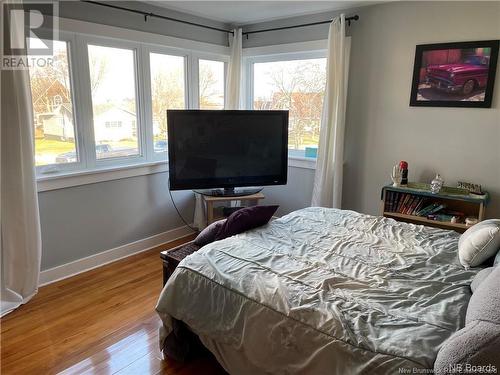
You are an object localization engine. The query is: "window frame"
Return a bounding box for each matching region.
[82,35,147,168]
[194,53,229,110]
[33,19,230,189]
[143,45,191,162]
[31,31,86,176]
[244,48,327,164]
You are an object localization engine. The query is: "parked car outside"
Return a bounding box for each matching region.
[154,140,168,153]
[55,144,112,163]
[425,55,490,95]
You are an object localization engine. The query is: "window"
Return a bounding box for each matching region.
[88,44,140,160]
[199,59,224,110]
[28,40,77,166]
[149,53,186,153]
[27,26,230,188]
[252,58,326,158]
[105,121,122,128]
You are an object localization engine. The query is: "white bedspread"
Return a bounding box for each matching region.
[156,208,477,374]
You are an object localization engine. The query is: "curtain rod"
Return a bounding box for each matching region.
[82,1,235,34]
[81,1,359,38]
[242,15,359,37]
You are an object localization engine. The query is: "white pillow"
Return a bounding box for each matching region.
[458,219,500,268]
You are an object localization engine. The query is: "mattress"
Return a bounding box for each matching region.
[156,207,477,374]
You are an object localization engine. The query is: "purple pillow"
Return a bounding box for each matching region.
[215,205,279,241]
[194,219,226,246]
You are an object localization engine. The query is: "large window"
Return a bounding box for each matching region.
[252,58,326,158]
[28,40,77,166]
[88,44,140,160]
[199,59,225,110]
[150,53,186,153]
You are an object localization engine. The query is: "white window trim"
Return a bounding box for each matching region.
[193,52,229,109]
[37,161,168,192]
[243,40,329,170]
[33,31,86,176]
[34,17,230,190]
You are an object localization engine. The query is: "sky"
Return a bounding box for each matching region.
[253,58,326,100]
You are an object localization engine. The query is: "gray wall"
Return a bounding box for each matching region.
[262,167,315,216]
[343,1,500,218]
[59,1,230,46]
[243,1,500,220]
[242,8,357,48]
[39,173,194,270]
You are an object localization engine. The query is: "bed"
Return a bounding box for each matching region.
[156,207,478,374]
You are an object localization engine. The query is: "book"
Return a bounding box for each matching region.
[389,192,397,212]
[400,194,412,213]
[403,196,415,214]
[407,196,422,215]
[417,203,440,216]
[411,198,426,216]
[385,191,391,211]
[389,191,398,212]
[397,194,408,213]
[393,193,402,212]
[426,204,447,215]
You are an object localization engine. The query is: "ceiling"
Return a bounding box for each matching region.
[146,1,380,25]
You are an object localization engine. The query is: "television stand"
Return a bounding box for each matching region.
[199,192,265,225]
[194,187,263,197]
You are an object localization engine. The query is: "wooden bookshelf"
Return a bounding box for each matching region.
[383,212,469,231]
[381,183,489,232]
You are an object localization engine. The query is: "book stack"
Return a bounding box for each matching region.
[385,192,428,215]
[385,192,465,223]
[384,191,465,222]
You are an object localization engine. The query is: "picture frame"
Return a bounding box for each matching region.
[409,40,499,108]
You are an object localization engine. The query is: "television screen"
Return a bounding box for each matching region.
[167,110,288,191]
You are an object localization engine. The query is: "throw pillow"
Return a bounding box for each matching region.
[215,205,279,241]
[458,219,500,268]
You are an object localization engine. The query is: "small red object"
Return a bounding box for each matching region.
[399,161,408,185]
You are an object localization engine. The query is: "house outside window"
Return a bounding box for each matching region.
[249,54,327,159]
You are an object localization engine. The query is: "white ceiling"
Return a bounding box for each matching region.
[146,1,380,25]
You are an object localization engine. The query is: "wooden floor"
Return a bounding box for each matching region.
[0,235,226,375]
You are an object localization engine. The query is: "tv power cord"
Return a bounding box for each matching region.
[168,189,198,232]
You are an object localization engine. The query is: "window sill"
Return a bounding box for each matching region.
[288,157,317,170]
[36,156,316,192]
[37,161,168,192]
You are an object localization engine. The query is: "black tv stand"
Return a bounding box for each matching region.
[194,187,263,197]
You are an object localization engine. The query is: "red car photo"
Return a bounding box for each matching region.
[410,40,499,108]
[425,55,490,95]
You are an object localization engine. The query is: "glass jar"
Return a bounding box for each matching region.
[430,174,444,194]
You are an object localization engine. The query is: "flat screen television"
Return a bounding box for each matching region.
[167,110,288,196]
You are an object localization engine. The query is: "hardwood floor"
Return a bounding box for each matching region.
[0,235,226,375]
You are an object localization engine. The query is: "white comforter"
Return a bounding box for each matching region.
[156,208,476,374]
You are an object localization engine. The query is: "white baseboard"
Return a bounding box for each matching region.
[39,225,195,286]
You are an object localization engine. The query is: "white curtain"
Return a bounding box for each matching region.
[311,14,351,208]
[1,9,42,316]
[193,28,243,230]
[224,28,242,110]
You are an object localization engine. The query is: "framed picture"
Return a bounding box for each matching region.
[410,40,499,108]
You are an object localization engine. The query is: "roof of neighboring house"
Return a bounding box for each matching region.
[31,79,71,106]
[37,103,73,119]
[94,107,137,118]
